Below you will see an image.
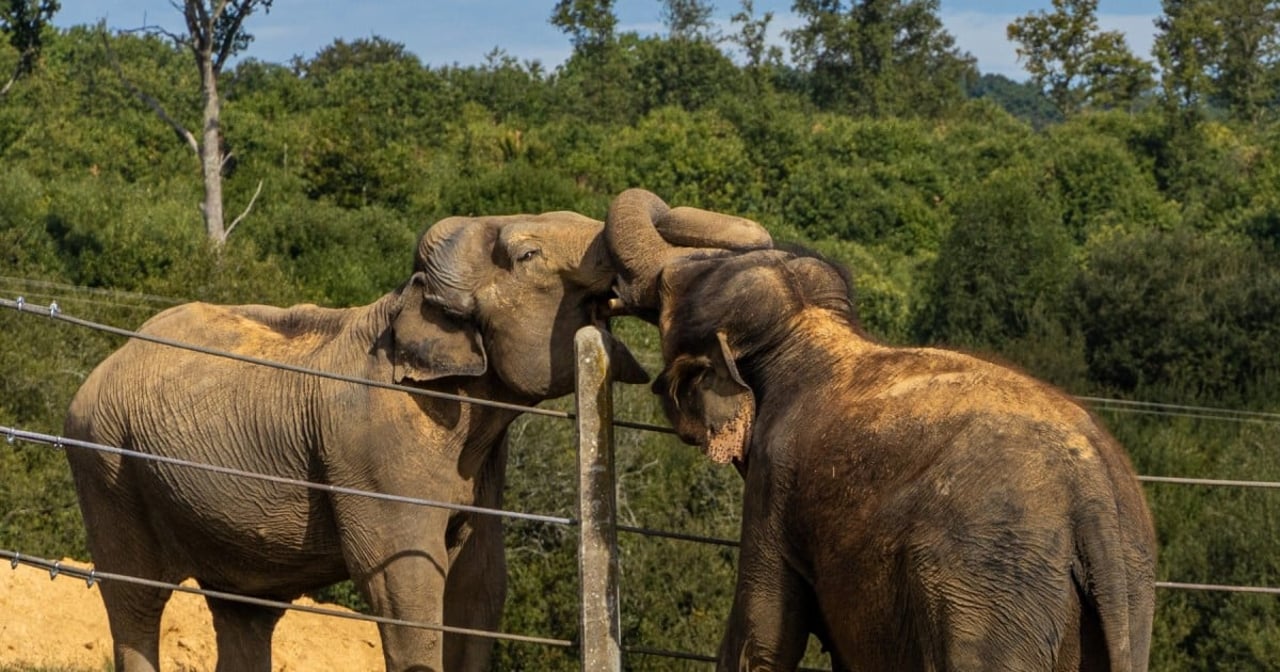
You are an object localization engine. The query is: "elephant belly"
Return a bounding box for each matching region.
[139,459,350,596]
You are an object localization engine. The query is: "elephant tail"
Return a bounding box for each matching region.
[1073,494,1134,672]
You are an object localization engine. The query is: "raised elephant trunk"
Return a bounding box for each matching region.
[605,188,773,314]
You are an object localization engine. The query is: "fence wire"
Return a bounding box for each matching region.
[1,549,574,647]
[2,424,573,526]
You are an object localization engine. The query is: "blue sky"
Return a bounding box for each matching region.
[55,1,1164,81]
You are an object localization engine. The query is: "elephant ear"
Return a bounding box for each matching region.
[665,331,755,465]
[391,272,487,383]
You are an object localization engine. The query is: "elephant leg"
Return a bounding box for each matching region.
[717,558,813,672]
[718,487,812,671]
[98,579,171,672]
[67,453,172,672]
[341,503,451,672]
[443,513,507,672]
[206,595,284,672]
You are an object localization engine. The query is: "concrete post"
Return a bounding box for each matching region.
[575,326,622,672]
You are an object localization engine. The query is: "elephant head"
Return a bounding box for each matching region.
[604,188,852,467]
[387,210,652,399]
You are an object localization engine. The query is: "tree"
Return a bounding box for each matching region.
[1153,0,1219,114]
[913,163,1076,360]
[1077,228,1280,406]
[109,0,272,245]
[729,0,782,77]
[550,0,627,122]
[1154,0,1280,123]
[967,73,1062,127]
[1008,0,1154,117]
[787,0,976,118]
[661,0,716,41]
[1214,0,1280,122]
[550,0,616,55]
[0,0,59,98]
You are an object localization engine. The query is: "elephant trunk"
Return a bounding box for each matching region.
[605,189,772,315]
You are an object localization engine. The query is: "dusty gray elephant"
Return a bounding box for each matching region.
[63,209,758,672]
[605,189,1158,671]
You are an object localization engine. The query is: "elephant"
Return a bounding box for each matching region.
[62,208,763,672]
[604,188,1158,671]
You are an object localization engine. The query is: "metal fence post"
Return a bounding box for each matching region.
[575,326,623,672]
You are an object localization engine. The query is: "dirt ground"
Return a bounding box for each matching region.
[0,558,384,671]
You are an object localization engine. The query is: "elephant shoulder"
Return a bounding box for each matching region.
[136,302,353,351]
[137,302,245,339]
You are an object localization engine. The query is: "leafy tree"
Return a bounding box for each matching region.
[728,0,783,90]
[588,105,760,211]
[550,0,632,124]
[1155,0,1280,123]
[1153,0,1221,115]
[550,0,616,54]
[628,33,743,116]
[1214,0,1280,123]
[1043,115,1179,242]
[1077,228,1280,406]
[967,73,1062,127]
[660,0,716,41]
[788,0,976,118]
[292,35,412,83]
[1008,0,1154,117]
[913,164,1078,378]
[297,39,448,209]
[446,49,554,126]
[0,0,58,97]
[778,115,950,252]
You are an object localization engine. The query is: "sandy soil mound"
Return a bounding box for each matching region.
[0,558,384,671]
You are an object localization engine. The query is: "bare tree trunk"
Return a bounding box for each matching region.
[198,56,226,244]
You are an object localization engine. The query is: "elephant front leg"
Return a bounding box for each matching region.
[717,562,814,672]
[443,512,507,672]
[718,486,813,671]
[341,505,452,672]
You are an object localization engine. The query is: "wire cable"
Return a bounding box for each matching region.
[1,549,574,647]
[2,424,574,526]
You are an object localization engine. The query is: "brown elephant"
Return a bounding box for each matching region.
[62,209,763,672]
[604,189,1158,671]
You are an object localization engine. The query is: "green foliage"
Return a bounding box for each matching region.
[1154,0,1280,123]
[913,164,1077,362]
[968,73,1062,127]
[589,106,760,211]
[789,0,977,118]
[1044,116,1178,242]
[1008,0,1155,116]
[778,115,949,252]
[0,0,59,87]
[1076,228,1280,407]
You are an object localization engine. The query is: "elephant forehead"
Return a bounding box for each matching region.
[500,216,604,246]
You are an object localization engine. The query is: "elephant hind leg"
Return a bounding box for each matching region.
[98,579,170,672]
[206,595,285,672]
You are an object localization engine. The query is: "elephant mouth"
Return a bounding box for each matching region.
[592,291,629,326]
[596,282,636,320]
